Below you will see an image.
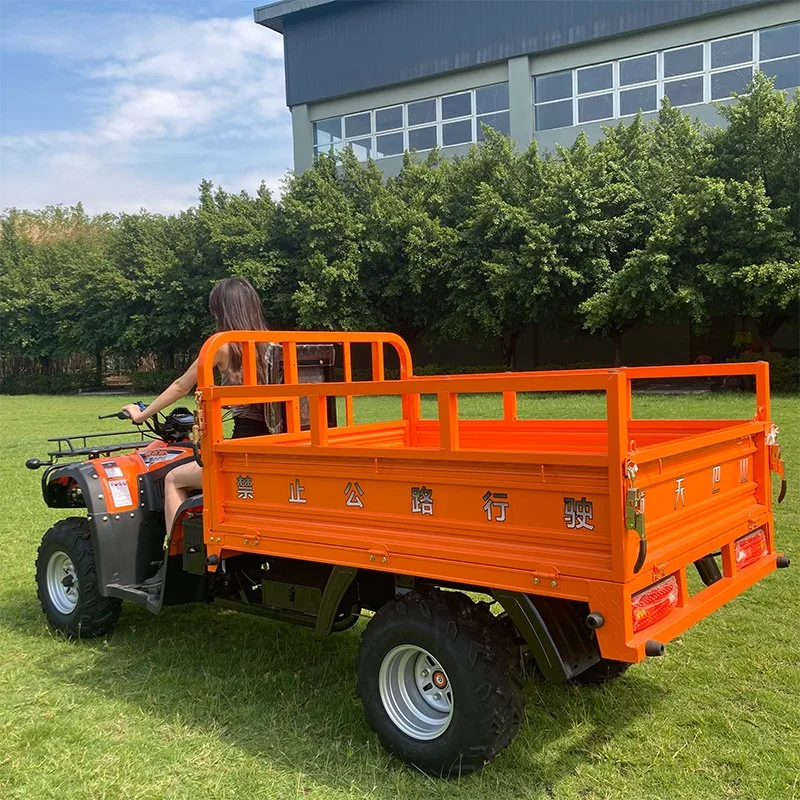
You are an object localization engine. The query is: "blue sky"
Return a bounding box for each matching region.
[0,0,292,213]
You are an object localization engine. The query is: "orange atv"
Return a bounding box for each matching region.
[28,332,789,777]
[27,404,198,634]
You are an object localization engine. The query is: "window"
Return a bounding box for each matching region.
[347,138,371,161]
[375,132,403,158]
[711,33,753,68]
[442,119,472,146]
[409,125,437,151]
[760,22,800,60]
[759,23,800,91]
[664,76,704,106]
[313,117,342,152]
[620,54,656,86]
[312,82,510,162]
[664,44,704,77]
[534,70,575,130]
[532,23,800,133]
[477,111,510,139]
[577,63,612,94]
[535,100,573,131]
[476,83,509,114]
[761,55,800,90]
[442,92,472,120]
[535,70,572,102]
[375,105,403,132]
[620,84,657,116]
[344,112,370,139]
[475,83,510,138]
[711,66,753,100]
[578,93,613,123]
[408,99,436,126]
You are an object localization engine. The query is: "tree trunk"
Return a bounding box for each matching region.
[501,331,519,371]
[95,350,103,386]
[756,315,785,357]
[613,333,622,367]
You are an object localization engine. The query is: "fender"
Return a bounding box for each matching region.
[41,461,133,593]
[492,590,572,682]
[315,565,359,635]
[41,458,193,595]
[493,591,614,682]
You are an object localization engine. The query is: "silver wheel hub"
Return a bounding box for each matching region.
[47,551,79,615]
[378,645,454,740]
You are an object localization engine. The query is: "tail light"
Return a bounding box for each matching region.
[735,529,768,569]
[632,576,679,633]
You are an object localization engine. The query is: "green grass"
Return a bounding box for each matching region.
[1,392,798,800]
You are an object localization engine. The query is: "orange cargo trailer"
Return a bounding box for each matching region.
[189,330,787,775]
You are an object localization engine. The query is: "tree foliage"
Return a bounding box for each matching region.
[1,73,798,378]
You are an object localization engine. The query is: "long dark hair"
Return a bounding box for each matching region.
[208,277,269,384]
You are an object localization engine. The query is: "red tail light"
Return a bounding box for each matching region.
[735,529,768,569]
[632,576,679,633]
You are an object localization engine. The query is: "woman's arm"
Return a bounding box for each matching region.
[121,345,229,423]
[121,359,199,424]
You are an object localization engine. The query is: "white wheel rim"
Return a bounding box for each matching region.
[47,551,79,615]
[378,644,454,740]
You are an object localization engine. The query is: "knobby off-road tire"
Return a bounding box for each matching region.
[357,590,525,777]
[35,517,122,638]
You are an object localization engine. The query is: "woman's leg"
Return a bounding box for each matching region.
[164,461,203,534]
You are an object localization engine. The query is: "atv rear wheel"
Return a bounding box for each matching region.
[35,518,122,638]
[357,590,524,777]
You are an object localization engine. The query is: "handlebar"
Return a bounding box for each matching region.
[98,401,146,421]
[98,410,133,420]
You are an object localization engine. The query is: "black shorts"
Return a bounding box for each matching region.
[232,416,270,439]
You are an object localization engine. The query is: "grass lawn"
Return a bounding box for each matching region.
[0,391,798,800]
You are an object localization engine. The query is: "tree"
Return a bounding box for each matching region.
[580,105,710,363]
[0,205,119,379]
[594,177,798,348]
[432,132,573,368]
[272,152,376,330]
[710,72,800,237]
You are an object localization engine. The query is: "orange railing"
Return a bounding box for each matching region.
[196,332,773,576]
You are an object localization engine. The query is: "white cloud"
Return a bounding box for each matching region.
[0,11,292,214]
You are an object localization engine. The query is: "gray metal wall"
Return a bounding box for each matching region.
[283,0,760,106]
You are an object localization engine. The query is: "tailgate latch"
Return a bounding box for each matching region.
[625,462,648,573]
[626,487,646,538]
[767,425,787,504]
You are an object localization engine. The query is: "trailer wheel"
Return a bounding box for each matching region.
[35,518,122,638]
[357,590,524,776]
[571,657,630,684]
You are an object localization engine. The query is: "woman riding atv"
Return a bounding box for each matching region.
[121,276,270,532]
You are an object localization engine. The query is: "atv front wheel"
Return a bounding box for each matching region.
[357,590,524,776]
[35,518,121,637]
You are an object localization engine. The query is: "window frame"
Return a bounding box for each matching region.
[313,82,511,162]
[531,23,800,133]
[756,22,800,92]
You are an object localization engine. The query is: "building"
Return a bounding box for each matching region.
[255,0,799,175]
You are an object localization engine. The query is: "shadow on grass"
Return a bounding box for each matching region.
[4,590,666,795]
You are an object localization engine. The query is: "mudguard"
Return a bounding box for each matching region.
[41,456,194,596]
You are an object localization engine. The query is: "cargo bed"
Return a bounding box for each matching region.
[197,332,786,663]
